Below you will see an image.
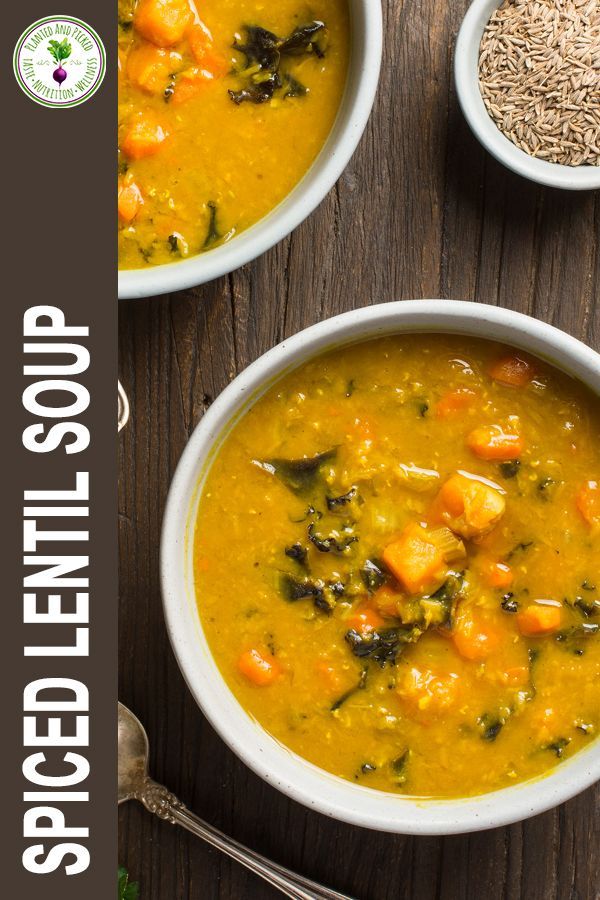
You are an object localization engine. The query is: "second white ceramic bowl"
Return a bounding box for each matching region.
[119,0,383,299]
[161,299,600,835]
[455,0,600,191]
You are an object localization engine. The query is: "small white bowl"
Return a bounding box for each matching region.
[161,299,600,835]
[455,0,600,191]
[119,0,383,300]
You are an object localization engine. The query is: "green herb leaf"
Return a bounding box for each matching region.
[279,573,343,614]
[555,622,599,655]
[501,593,519,613]
[541,737,570,758]
[203,201,221,250]
[284,542,309,567]
[283,73,308,98]
[499,459,520,479]
[506,540,534,560]
[118,866,139,900]
[326,487,357,511]
[331,666,368,711]
[307,522,358,554]
[253,449,336,496]
[48,38,72,63]
[390,748,410,783]
[360,558,388,593]
[478,712,506,741]
[229,21,327,104]
[345,625,422,667]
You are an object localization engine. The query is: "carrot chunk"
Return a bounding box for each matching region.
[482,560,514,589]
[134,0,193,47]
[121,117,168,159]
[517,603,562,636]
[118,179,143,222]
[452,608,500,661]
[238,648,281,686]
[170,67,211,105]
[435,388,478,418]
[346,605,386,634]
[576,480,600,528]
[397,664,460,713]
[188,23,228,76]
[372,584,404,618]
[489,355,534,387]
[467,424,524,460]
[126,42,180,93]
[382,523,446,595]
[431,473,506,540]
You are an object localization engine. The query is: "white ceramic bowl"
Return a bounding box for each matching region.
[119,0,382,300]
[455,0,600,191]
[161,299,600,834]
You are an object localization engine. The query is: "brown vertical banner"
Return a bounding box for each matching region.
[4,1,116,898]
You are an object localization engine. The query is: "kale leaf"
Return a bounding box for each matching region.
[574,595,600,618]
[229,21,328,104]
[331,666,368,711]
[283,73,308,98]
[499,459,521,479]
[478,712,506,741]
[345,625,422,667]
[326,487,357,511]
[279,574,342,614]
[203,201,221,250]
[390,748,411,783]
[555,622,599,655]
[307,522,358,554]
[541,737,570,758]
[253,449,336,496]
[284,543,308,566]
[360,558,388,593]
[280,22,328,56]
[501,593,519,613]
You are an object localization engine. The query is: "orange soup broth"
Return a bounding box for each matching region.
[194,335,600,798]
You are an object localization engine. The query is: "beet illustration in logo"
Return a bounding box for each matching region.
[47,38,72,87]
[15,16,106,108]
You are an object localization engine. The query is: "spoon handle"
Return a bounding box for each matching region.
[137,778,354,900]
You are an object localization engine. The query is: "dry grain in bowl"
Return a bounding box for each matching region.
[479,0,600,167]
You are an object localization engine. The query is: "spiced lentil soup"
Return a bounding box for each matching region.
[118,0,350,269]
[193,335,600,799]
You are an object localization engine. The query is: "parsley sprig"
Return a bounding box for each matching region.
[118,866,139,900]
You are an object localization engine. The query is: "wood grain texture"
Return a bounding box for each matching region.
[118,1,600,897]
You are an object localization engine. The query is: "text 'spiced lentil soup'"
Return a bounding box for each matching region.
[193,335,600,799]
[118,0,350,269]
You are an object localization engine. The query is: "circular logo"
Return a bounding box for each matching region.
[13,15,106,108]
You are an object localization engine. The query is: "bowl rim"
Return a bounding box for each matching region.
[454,0,600,191]
[118,0,383,300]
[160,299,600,835]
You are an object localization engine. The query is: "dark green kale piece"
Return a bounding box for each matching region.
[253,449,336,496]
[229,21,327,104]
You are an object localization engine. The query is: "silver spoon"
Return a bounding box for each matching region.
[118,702,355,900]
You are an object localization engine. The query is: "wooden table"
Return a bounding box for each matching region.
[118,1,600,896]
